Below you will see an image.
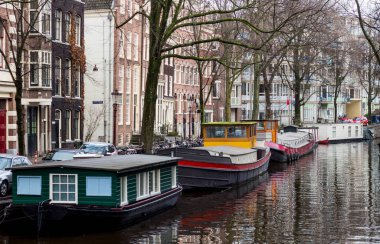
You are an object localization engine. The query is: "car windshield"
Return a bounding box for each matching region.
[80,144,106,154]
[0,157,11,170]
[52,151,76,161]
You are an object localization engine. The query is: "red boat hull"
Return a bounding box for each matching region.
[318,140,329,145]
[265,140,316,163]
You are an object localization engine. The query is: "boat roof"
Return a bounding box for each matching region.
[202,122,256,126]
[193,146,256,155]
[11,155,179,174]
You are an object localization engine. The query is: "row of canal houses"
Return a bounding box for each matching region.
[0,0,378,156]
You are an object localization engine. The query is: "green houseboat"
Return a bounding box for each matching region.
[4,155,182,232]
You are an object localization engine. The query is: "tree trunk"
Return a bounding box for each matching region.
[294,89,301,125]
[225,66,232,122]
[141,55,161,154]
[263,74,271,120]
[15,67,25,155]
[368,97,372,124]
[252,53,260,120]
[333,95,338,123]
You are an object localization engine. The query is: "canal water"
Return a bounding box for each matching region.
[2,141,380,243]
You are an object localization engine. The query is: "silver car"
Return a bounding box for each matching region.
[0,154,32,197]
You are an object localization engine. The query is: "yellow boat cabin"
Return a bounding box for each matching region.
[246,120,279,144]
[202,122,257,149]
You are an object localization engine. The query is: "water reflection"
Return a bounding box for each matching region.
[1,142,380,243]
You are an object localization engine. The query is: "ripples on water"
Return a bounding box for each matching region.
[1,141,380,243]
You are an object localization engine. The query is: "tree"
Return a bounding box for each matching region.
[116,0,305,152]
[0,0,50,155]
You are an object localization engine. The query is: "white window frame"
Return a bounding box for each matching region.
[49,174,78,204]
[0,20,4,68]
[120,176,128,205]
[75,15,81,46]
[134,33,139,61]
[136,169,161,200]
[126,32,132,60]
[171,166,177,188]
[29,51,52,88]
[55,10,62,41]
[66,110,71,141]
[73,110,80,140]
[55,57,61,95]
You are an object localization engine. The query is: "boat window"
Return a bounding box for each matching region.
[17,176,42,195]
[121,176,128,204]
[227,126,247,138]
[86,176,112,197]
[257,122,264,130]
[267,122,272,130]
[172,166,177,188]
[50,174,77,203]
[206,126,225,138]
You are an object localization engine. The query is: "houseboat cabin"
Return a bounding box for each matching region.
[202,122,257,149]
[242,120,279,146]
[6,155,182,232]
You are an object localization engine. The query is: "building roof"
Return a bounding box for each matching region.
[85,0,113,11]
[12,155,179,174]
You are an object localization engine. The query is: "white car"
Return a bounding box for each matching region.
[0,154,32,197]
[79,142,118,156]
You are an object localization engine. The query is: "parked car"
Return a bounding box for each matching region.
[339,117,354,123]
[79,142,118,156]
[42,149,80,162]
[0,154,32,197]
[353,116,368,126]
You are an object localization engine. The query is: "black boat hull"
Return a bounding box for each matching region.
[2,187,182,232]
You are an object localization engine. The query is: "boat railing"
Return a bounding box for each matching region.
[278,133,311,148]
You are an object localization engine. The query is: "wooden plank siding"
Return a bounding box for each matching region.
[160,166,174,192]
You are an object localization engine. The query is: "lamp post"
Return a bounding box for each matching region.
[111,89,122,145]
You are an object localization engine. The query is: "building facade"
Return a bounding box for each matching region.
[0,5,17,154]
[51,0,85,149]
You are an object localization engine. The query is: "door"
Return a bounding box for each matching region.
[27,107,38,155]
[0,109,6,153]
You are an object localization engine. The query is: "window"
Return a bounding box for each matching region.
[64,59,71,96]
[30,51,39,86]
[75,16,81,46]
[133,66,139,93]
[42,13,50,34]
[86,176,112,196]
[126,65,131,93]
[64,13,71,42]
[73,110,80,140]
[126,94,130,125]
[137,169,161,200]
[348,126,351,137]
[118,101,123,125]
[121,177,128,204]
[41,52,51,87]
[30,0,39,32]
[17,176,41,195]
[55,10,62,41]
[355,126,358,137]
[126,32,132,59]
[134,33,139,61]
[0,20,4,68]
[66,110,71,141]
[120,0,125,14]
[55,57,61,95]
[171,166,177,188]
[74,65,80,97]
[212,81,220,98]
[50,174,77,203]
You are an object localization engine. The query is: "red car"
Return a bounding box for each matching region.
[353,116,368,126]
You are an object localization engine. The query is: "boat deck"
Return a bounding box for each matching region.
[277,132,311,149]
